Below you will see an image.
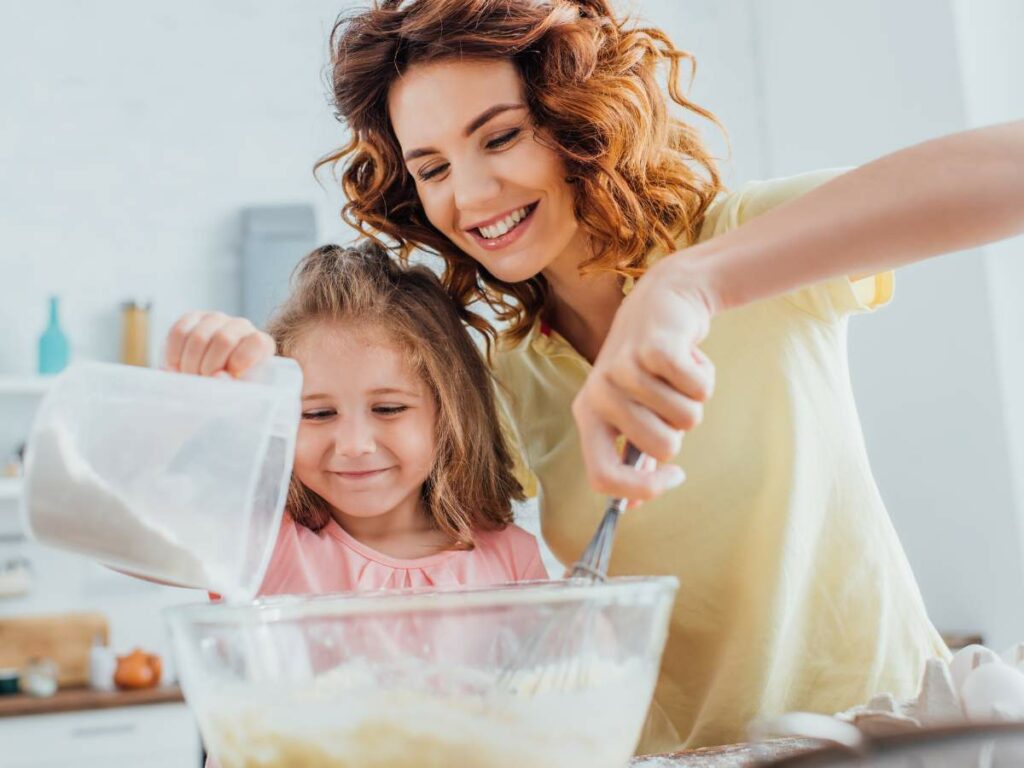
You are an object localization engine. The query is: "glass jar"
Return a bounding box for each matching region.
[121,300,151,367]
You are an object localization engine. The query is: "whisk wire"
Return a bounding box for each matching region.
[496,444,646,693]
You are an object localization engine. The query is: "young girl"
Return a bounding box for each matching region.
[214,240,547,597]
[166,0,1024,755]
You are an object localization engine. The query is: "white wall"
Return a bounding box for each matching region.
[952,0,1024,611]
[747,0,1024,648]
[0,1,353,372]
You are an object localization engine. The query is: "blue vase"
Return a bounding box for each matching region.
[38,296,70,375]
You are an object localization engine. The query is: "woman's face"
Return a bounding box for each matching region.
[388,58,583,283]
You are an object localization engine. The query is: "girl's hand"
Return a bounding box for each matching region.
[164,311,276,377]
[572,259,717,501]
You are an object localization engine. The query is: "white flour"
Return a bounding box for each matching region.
[27,424,229,592]
[203,657,652,768]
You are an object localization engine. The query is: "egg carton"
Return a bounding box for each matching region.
[836,643,1024,737]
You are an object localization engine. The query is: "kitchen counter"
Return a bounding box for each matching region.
[0,684,183,718]
[631,738,824,767]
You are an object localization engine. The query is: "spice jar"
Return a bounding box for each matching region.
[121,300,151,367]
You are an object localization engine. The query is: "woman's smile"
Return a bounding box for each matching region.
[464,201,540,249]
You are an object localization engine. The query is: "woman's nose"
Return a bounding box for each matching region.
[452,158,502,212]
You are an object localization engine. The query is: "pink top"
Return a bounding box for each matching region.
[256,514,549,596]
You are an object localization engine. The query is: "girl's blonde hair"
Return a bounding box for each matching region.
[316,0,725,344]
[267,241,524,548]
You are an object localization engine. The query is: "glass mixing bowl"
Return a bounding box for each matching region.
[166,576,677,768]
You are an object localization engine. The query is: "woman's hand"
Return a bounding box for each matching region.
[573,259,718,501]
[164,311,276,377]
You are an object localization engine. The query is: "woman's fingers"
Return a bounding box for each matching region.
[606,364,706,432]
[572,261,718,500]
[635,339,715,404]
[576,411,685,500]
[581,383,685,461]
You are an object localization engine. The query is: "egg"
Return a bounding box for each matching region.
[1001,643,1024,670]
[949,644,1000,693]
[960,662,1024,722]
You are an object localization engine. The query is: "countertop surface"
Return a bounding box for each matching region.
[0,685,821,766]
[631,738,824,766]
[0,684,184,718]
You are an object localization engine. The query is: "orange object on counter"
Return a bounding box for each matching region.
[113,649,162,690]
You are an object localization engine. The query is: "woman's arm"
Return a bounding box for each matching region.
[686,120,1024,314]
[575,120,1024,500]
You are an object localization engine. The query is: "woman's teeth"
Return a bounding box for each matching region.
[477,206,529,239]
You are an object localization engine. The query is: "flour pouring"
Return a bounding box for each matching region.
[20,359,301,601]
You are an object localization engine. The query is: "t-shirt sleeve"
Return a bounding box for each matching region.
[700,168,895,322]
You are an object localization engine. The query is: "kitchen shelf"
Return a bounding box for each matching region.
[0,375,54,395]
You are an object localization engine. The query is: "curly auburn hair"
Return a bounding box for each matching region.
[267,241,523,548]
[316,0,724,344]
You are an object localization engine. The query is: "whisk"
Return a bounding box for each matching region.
[565,442,645,582]
[495,443,646,694]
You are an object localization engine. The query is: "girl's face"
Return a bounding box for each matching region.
[291,322,437,526]
[388,58,585,283]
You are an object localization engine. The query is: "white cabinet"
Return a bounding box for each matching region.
[1,702,202,768]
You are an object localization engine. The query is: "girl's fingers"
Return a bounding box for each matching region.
[178,312,231,375]
[164,311,206,371]
[225,331,277,378]
[197,317,261,376]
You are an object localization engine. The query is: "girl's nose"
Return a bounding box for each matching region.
[452,158,502,212]
[333,417,375,457]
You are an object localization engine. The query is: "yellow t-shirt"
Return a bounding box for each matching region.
[492,170,949,752]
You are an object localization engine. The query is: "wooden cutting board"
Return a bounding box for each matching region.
[0,612,109,687]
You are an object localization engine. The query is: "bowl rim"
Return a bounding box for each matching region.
[164,575,679,626]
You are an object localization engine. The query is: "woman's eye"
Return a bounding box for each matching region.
[486,128,521,150]
[302,409,334,421]
[418,162,449,181]
[373,405,408,416]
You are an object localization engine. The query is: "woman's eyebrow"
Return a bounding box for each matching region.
[402,103,526,161]
[463,103,526,136]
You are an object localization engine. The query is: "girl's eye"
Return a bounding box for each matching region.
[486,128,521,150]
[302,409,334,421]
[373,405,408,416]
[418,162,449,181]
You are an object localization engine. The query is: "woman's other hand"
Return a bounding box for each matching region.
[573,259,717,501]
[164,311,276,377]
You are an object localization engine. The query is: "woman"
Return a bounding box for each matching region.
[167,0,1024,752]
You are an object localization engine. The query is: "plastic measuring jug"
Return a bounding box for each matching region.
[21,358,301,600]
